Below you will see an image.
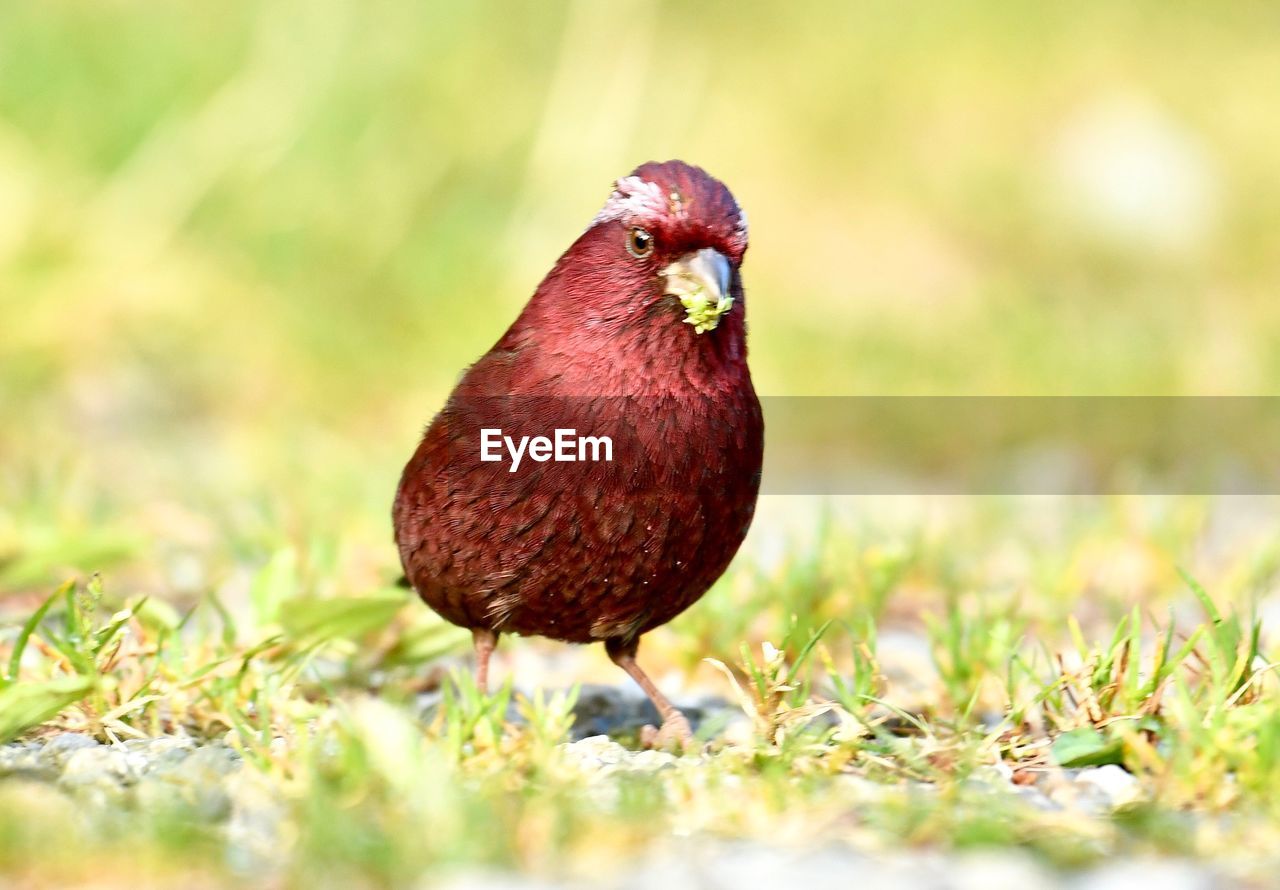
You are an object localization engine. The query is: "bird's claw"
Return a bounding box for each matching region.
[640,712,695,752]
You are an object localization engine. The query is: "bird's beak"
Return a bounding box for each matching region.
[661,248,734,334]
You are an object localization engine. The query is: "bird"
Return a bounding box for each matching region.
[393,160,762,747]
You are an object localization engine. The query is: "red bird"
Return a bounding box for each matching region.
[393,161,762,746]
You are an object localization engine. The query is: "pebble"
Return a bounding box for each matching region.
[0,690,1242,887]
[0,742,56,781]
[42,732,100,764]
[1073,765,1140,807]
[59,746,142,799]
[559,735,677,775]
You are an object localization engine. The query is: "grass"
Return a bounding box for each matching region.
[3,500,1280,885]
[4,0,1280,885]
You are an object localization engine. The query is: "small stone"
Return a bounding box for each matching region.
[558,735,683,776]
[559,735,631,773]
[628,750,678,771]
[140,737,199,773]
[42,732,100,764]
[0,743,57,780]
[134,774,229,822]
[59,746,138,785]
[133,743,239,822]
[1074,765,1139,807]
[1043,767,1112,816]
[56,746,138,807]
[177,744,241,778]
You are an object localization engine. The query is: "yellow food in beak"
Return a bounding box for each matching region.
[661,248,734,334]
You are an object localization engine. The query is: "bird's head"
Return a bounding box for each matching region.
[523,161,749,347]
[586,160,748,335]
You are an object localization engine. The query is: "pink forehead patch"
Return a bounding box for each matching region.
[589,175,749,251]
[590,176,671,227]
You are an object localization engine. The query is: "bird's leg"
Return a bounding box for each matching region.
[472,628,498,695]
[606,637,694,750]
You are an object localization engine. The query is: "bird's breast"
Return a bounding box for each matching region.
[394,381,762,643]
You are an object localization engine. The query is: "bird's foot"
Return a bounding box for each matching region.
[640,711,695,752]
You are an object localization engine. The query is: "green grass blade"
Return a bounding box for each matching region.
[0,675,96,743]
[4,580,73,686]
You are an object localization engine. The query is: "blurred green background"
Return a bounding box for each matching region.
[3,0,1280,645]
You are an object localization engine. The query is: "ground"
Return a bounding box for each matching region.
[3,498,1280,887]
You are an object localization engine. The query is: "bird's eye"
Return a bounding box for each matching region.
[626,227,655,258]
